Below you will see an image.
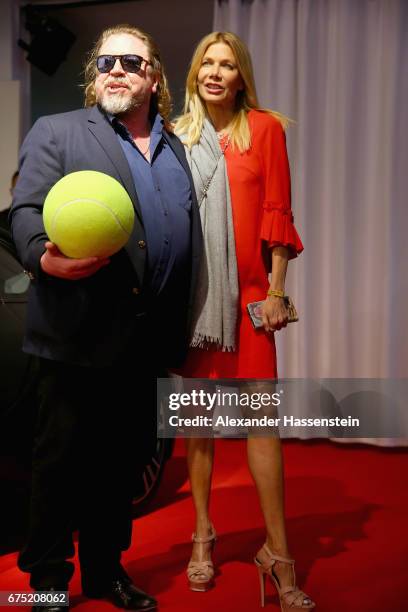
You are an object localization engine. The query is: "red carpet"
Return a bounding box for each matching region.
[1,439,407,611]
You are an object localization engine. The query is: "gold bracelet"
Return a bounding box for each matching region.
[267,289,285,298]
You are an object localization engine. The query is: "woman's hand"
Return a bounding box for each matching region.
[40,241,110,280]
[261,295,289,332]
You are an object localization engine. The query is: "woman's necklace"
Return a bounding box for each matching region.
[217,130,231,154]
[199,131,231,205]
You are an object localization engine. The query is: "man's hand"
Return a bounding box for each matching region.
[40,241,110,280]
[262,295,289,332]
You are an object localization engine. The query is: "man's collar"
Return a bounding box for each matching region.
[106,111,164,137]
[150,111,165,134]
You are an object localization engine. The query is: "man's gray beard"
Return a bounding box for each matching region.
[98,91,142,116]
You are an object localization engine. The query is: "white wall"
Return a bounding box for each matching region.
[0,80,20,212]
[0,0,29,213]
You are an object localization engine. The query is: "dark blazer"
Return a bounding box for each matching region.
[10,105,202,367]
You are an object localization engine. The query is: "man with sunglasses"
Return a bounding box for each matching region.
[10,25,202,612]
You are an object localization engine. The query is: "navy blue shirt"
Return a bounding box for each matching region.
[111,113,192,295]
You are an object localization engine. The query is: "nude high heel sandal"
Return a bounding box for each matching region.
[254,544,315,609]
[186,526,217,592]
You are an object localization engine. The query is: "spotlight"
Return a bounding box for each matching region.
[18,7,76,76]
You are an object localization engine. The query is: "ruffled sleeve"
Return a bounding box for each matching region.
[258,116,304,259]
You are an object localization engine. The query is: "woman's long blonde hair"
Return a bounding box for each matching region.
[82,24,172,125]
[174,31,290,152]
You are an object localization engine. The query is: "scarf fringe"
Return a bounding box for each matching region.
[190,332,236,353]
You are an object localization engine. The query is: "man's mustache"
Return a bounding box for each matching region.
[105,78,130,89]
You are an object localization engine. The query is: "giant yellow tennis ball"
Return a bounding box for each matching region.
[43,170,135,258]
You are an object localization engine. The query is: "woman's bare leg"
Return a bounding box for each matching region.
[185,437,215,561]
[247,437,293,588]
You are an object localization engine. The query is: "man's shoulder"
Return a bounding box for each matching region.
[36,107,95,127]
[23,107,102,148]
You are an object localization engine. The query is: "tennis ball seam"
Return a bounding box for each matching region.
[50,198,132,238]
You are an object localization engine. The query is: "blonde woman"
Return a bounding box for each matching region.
[175,32,314,610]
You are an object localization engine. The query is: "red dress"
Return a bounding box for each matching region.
[182,110,303,378]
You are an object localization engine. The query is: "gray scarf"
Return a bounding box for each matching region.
[185,118,239,351]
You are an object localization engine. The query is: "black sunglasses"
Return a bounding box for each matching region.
[96,54,150,74]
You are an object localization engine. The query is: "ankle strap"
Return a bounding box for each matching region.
[262,543,294,565]
[192,528,217,543]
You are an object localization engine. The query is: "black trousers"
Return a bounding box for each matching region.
[18,342,161,592]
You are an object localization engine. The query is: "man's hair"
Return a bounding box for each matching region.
[83,24,172,124]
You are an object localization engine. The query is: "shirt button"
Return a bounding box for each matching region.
[138,240,146,249]
[24,270,35,280]
[132,287,140,295]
